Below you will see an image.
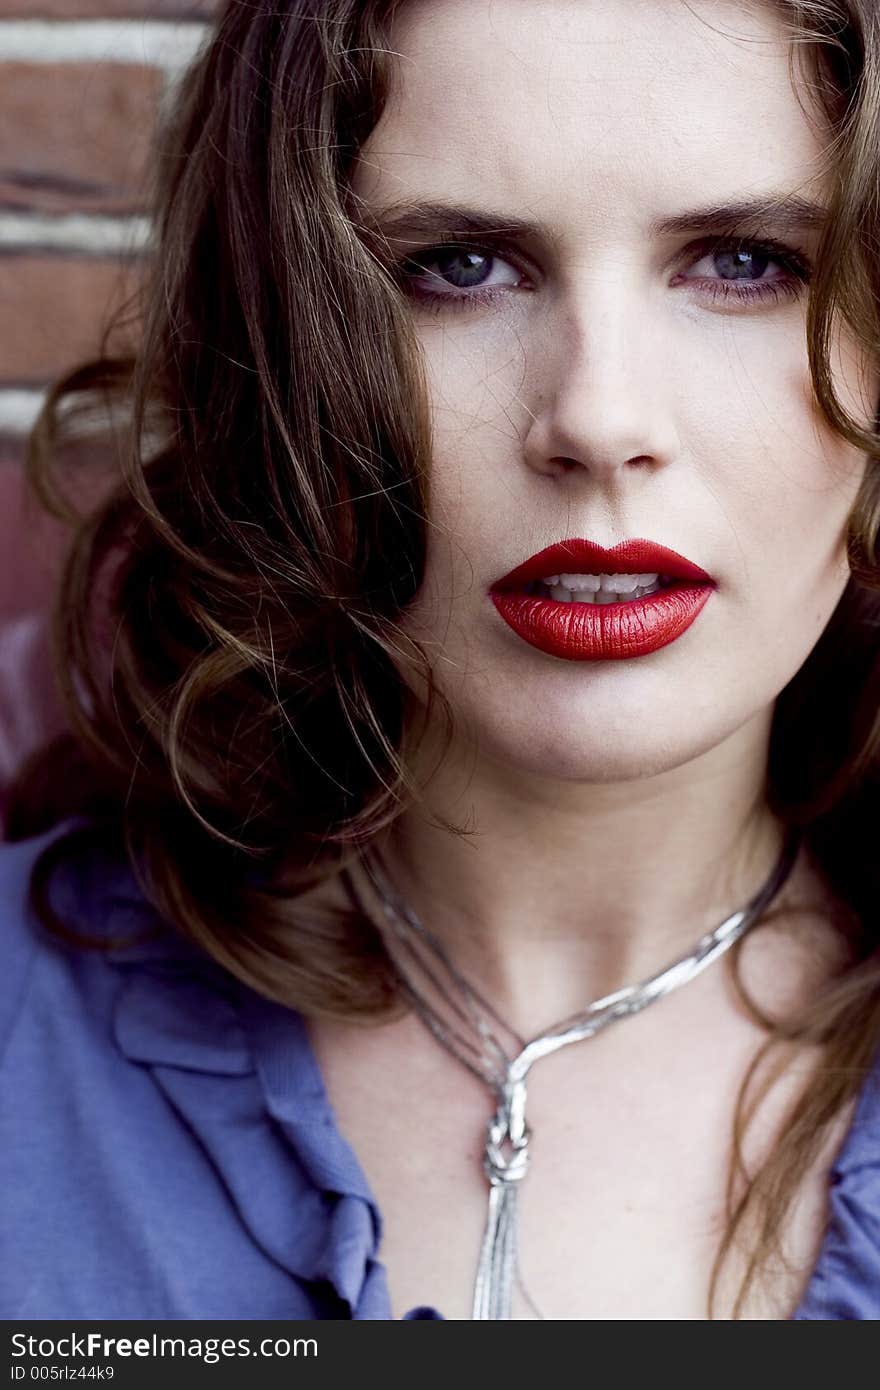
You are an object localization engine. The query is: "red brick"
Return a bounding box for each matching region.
[0,253,145,382]
[0,455,69,613]
[0,426,132,821]
[0,432,127,609]
[0,62,163,215]
[0,2,217,14]
[0,458,74,805]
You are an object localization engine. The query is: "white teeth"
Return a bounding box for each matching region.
[546,571,659,592]
[557,573,601,593]
[541,571,663,603]
[547,579,663,603]
[600,574,639,593]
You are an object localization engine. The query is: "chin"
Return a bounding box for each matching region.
[479,718,716,785]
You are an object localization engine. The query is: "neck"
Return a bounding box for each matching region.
[355,708,801,1037]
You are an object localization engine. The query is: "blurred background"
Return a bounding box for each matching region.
[0,0,218,832]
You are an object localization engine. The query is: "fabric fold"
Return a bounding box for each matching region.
[48,830,389,1318]
[110,969,385,1314]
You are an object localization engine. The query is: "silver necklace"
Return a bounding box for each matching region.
[345,829,801,1320]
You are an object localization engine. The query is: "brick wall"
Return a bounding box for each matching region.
[0,0,220,820]
[0,0,219,452]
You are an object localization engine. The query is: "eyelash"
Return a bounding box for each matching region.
[395,235,813,313]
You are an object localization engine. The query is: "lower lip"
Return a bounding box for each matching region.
[489,584,714,660]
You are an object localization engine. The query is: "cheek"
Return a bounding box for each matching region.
[418,339,506,521]
[793,354,875,580]
[694,339,871,594]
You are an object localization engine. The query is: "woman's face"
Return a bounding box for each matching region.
[351,0,877,788]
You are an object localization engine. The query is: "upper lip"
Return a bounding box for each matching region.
[490,538,715,591]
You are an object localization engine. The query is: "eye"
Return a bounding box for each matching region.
[395,244,525,310]
[675,235,812,307]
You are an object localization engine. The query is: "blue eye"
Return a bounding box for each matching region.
[677,236,813,306]
[701,245,775,280]
[398,245,522,303]
[395,235,812,313]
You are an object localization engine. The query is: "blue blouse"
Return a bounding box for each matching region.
[1,817,878,1320]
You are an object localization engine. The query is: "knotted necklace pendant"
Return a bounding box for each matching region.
[473,1077,532,1320]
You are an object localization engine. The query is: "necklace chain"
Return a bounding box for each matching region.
[344,829,802,1319]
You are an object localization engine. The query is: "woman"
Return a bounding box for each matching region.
[2,0,880,1320]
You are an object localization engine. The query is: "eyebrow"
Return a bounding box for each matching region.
[649,194,830,237]
[365,193,830,246]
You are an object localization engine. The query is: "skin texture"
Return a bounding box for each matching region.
[304,0,878,1318]
[343,0,878,1032]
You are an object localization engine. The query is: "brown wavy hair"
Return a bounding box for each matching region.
[6,0,880,1319]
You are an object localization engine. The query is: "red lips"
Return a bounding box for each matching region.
[491,538,714,592]
[488,537,716,661]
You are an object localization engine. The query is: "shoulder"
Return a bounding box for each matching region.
[0,814,250,1086]
[0,819,370,1319]
[0,816,198,1055]
[0,817,95,1064]
[0,817,208,1140]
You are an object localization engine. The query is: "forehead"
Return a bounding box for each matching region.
[352,0,830,234]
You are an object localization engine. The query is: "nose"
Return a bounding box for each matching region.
[521,271,681,486]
